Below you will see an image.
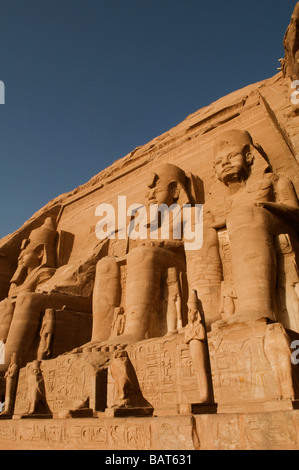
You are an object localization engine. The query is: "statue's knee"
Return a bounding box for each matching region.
[128,246,156,268]
[95,257,118,277]
[15,292,36,310]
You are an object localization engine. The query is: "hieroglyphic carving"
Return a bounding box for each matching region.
[0,419,152,450]
[126,334,199,410]
[14,353,106,415]
[209,320,297,405]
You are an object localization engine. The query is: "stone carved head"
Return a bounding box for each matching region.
[213,129,270,185]
[11,218,57,285]
[145,163,191,207]
[187,289,203,324]
[213,130,255,185]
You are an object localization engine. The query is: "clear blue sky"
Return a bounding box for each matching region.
[0,0,296,239]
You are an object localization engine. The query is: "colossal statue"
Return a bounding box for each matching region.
[0,218,91,372]
[91,163,201,346]
[188,129,299,329]
[0,218,57,345]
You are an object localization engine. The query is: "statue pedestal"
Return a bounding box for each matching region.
[1,318,299,449]
[13,320,299,417]
[13,413,53,420]
[209,317,299,413]
[55,408,94,419]
[105,407,154,418]
[179,403,218,415]
[217,398,299,414]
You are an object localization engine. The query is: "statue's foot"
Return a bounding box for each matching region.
[0,410,12,416]
[91,333,139,352]
[73,334,138,354]
[212,311,273,330]
[165,329,178,336]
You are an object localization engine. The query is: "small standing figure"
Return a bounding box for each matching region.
[27,360,47,415]
[1,353,19,416]
[109,307,126,339]
[184,290,213,404]
[110,349,153,410]
[161,267,183,334]
[219,281,237,320]
[37,308,55,361]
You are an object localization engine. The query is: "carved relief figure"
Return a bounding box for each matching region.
[109,349,153,409]
[194,129,299,328]
[184,290,213,404]
[26,360,48,415]
[219,281,237,320]
[161,267,183,334]
[37,308,55,361]
[110,307,126,339]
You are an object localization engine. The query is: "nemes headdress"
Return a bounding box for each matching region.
[25,217,57,267]
[213,130,253,156]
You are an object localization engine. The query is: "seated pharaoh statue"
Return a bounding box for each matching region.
[186,129,299,331]
[90,163,202,348]
[0,217,91,373]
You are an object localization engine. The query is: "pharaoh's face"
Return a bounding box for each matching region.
[214,145,250,184]
[18,246,41,270]
[188,308,197,323]
[145,173,177,207]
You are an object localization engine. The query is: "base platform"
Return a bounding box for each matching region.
[0,409,299,450]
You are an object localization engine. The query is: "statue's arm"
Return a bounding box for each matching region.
[256,176,299,225]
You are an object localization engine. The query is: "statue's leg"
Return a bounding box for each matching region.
[92,257,121,342]
[1,292,91,371]
[227,205,277,320]
[124,245,185,342]
[185,221,222,326]
[3,377,17,414]
[0,299,15,343]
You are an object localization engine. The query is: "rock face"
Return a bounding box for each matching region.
[282,2,299,81]
[0,3,299,451]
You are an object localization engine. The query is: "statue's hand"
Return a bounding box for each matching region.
[254,201,281,211]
